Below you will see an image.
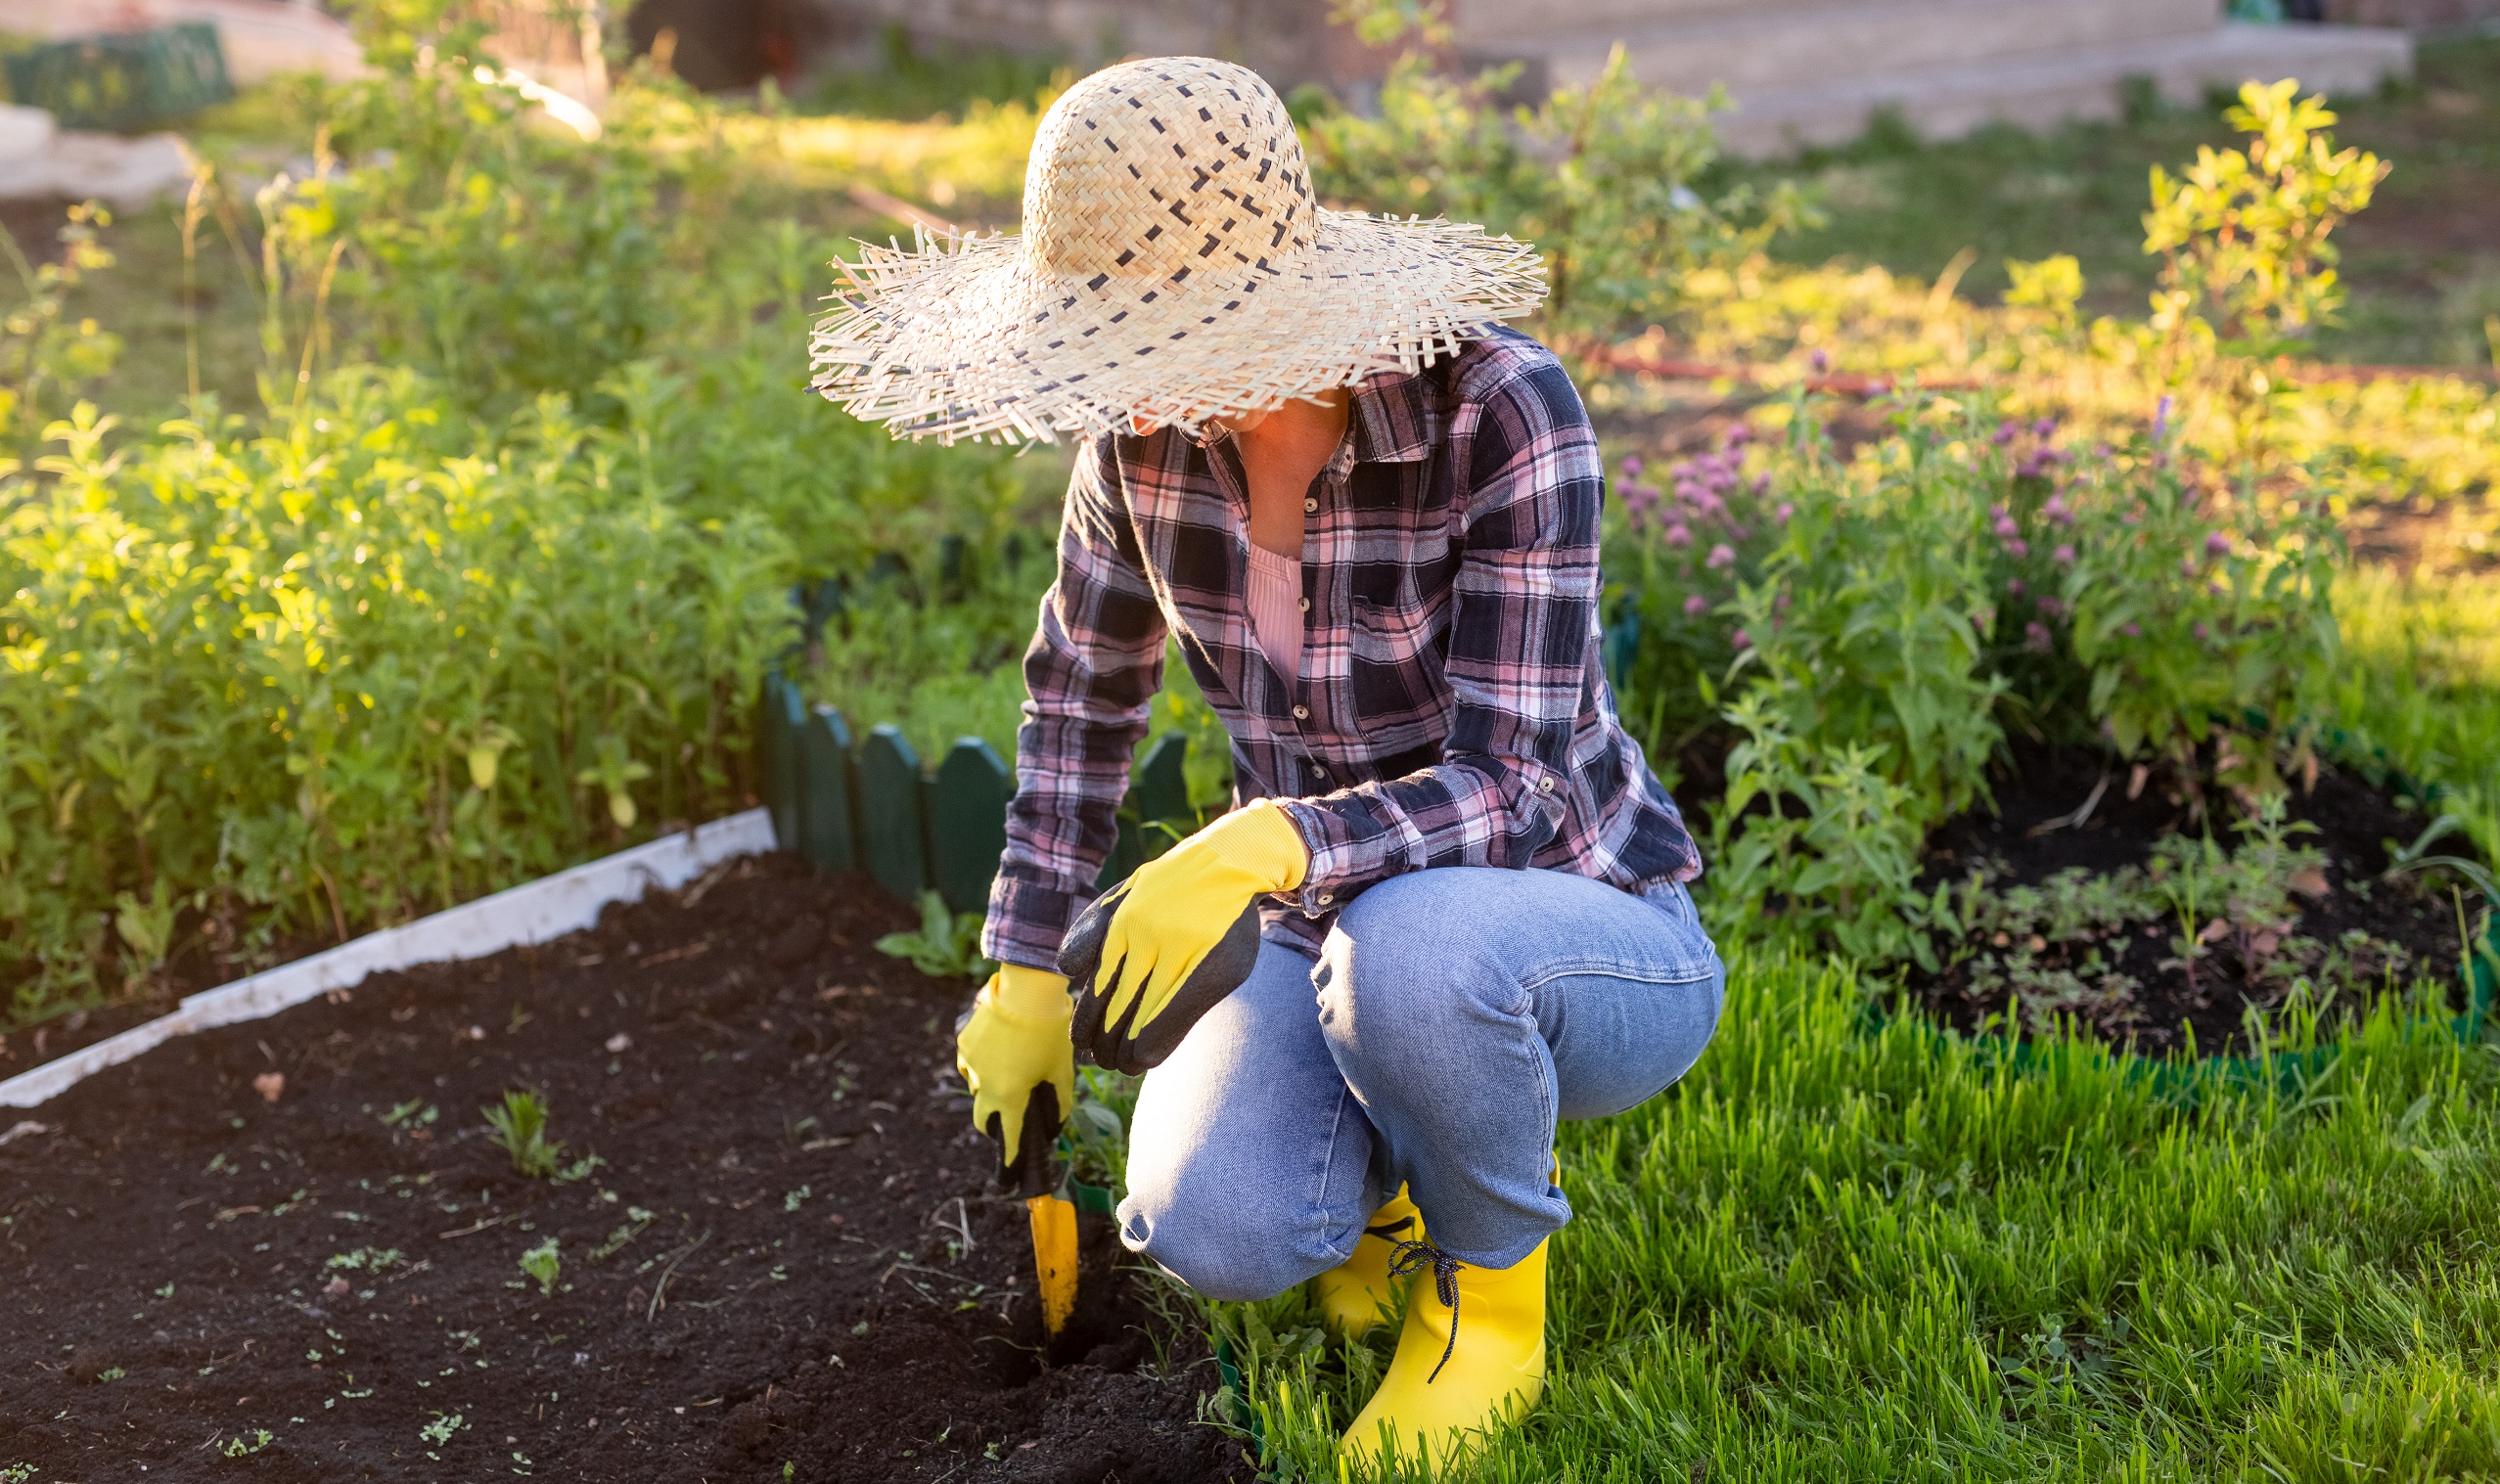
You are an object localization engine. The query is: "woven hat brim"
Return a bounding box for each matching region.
[808,209,1547,445]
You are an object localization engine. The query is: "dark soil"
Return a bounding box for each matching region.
[1911,741,2477,1057]
[0,854,1252,1483]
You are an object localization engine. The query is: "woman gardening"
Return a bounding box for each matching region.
[810,57,1724,1468]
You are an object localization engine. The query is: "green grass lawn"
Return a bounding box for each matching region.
[1738,34,2500,367]
[1230,942,2500,1481]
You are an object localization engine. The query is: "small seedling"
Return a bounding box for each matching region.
[0,1463,34,1483]
[419,1412,467,1446]
[220,1430,273,1458]
[481,1090,565,1179]
[94,1367,124,1383]
[784,1185,811,1212]
[381,1100,439,1129]
[326,1247,403,1274]
[520,1236,561,1295]
[589,1207,656,1263]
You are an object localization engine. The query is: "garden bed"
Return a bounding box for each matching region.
[0,853,1249,1483]
[1910,741,2475,1057]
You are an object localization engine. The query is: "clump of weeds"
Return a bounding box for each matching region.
[481,1090,564,1179]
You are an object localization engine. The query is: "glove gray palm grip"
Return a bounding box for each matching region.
[1003,1082,1060,1197]
[1058,886,1262,1075]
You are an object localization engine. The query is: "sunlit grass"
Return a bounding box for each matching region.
[2319,563,2500,862]
[1225,946,2500,1482]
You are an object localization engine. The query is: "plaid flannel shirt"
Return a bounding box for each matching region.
[980,328,1703,970]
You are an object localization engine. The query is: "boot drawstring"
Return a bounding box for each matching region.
[1385,1237,1462,1383]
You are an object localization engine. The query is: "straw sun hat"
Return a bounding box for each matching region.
[807,55,1547,444]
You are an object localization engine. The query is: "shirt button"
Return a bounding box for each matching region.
[1302,498,1317,514]
[1297,597,1310,612]
[1292,704,1310,720]
[1311,761,1329,780]
[1537,778,1556,793]
[1317,891,1335,905]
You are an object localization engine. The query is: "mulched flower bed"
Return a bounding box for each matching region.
[0,854,1250,1483]
[1910,741,2476,1057]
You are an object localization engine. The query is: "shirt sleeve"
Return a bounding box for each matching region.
[1274,357,1600,910]
[981,435,1168,970]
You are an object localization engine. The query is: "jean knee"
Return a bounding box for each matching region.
[1117,1163,1344,1302]
[1320,879,1512,1032]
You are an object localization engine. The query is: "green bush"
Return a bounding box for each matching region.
[0,43,1040,1026]
[1,379,791,1011]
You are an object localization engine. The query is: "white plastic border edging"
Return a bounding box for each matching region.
[0,808,777,1111]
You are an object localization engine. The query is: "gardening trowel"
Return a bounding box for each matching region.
[1013,1083,1078,1338]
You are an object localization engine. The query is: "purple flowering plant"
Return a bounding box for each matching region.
[1601,384,2340,958]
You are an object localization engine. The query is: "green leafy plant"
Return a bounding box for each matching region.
[0,202,120,470]
[219,1430,273,1459]
[2145,80,2389,365]
[874,890,992,981]
[1709,697,1933,966]
[1063,1065,1138,1192]
[518,1236,560,1295]
[2384,814,2500,909]
[480,1090,564,1179]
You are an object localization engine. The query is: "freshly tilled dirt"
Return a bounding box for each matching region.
[0,854,1251,1483]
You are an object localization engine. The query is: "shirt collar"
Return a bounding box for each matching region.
[1184,366,1439,465]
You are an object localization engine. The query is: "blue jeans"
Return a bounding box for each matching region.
[1116,866,1725,1299]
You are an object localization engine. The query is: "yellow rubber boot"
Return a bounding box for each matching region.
[1311,1189,1423,1338]
[1339,1236,1548,1471]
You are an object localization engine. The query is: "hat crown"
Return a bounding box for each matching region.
[1023,57,1316,290]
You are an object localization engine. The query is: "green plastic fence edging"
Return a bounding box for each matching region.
[756,670,806,854]
[929,739,1013,916]
[856,725,929,903]
[798,705,857,875]
[753,673,1201,912]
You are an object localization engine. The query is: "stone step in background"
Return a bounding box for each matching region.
[1703,21,2413,152]
[1475,0,2209,93]
[1451,0,2412,156]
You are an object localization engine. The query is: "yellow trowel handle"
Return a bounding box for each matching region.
[1026,1191,1078,1337]
[1014,1084,1079,1336]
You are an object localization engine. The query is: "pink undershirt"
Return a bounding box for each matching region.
[1245,541,1304,685]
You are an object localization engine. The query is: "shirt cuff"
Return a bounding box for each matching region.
[1272,796,1371,918]
[979,870,1098,972]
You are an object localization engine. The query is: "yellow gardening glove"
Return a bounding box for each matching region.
[955,965,1075,1168]
[1060,799,1309,1074]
